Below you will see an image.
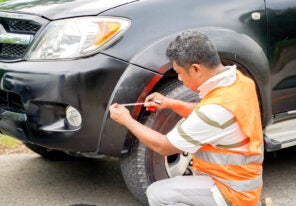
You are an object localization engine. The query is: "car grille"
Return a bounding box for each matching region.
[0,90,23,112]
[0,13,48,62]
[0,44,28,60]
[3,18,42,35]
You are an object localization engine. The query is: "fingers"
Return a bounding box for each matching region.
[109,103,131,125]
[110,92,166,115]
[145,93,156,103]
[110,103,127,113]
[145,92,167,110]
[145,92,162,103]
[110,103,119,109]
[109,103,117,120]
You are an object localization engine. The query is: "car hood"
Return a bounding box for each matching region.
[0,0,137,20]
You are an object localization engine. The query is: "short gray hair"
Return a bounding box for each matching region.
[166,30,221,70]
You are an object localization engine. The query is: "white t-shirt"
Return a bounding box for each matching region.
[167,65,248,154]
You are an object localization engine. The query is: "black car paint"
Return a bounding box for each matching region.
[0,0,294,155]
[0,0,138,20]
[266,0,296,115]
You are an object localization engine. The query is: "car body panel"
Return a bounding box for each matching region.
[0,0,138,20]
[101,0,267,66]
[266,0,296,116]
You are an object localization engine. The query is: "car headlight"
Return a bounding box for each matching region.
[26,16,130,60]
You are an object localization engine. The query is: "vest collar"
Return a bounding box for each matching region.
[198,65,237,98]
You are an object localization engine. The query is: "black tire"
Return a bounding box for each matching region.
[24,143,72,161]
[120,79,199,205]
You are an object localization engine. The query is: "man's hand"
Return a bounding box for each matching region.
[109,101,182,156]
[145,92,171,110]
[109,103,132,125]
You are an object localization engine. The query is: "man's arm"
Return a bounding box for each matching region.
[167,99,197,118]
[109,103,182,156]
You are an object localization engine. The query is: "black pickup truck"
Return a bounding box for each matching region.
[0,0,295,205]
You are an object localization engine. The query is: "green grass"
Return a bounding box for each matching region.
[0,134,21,147]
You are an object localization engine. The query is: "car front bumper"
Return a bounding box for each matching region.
[0,53,129,153]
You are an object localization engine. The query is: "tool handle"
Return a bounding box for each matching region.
[147,106,157,112]
[121,102,145,106]
[121,100,162,112]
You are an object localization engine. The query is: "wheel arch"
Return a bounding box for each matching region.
[131,27,271,126]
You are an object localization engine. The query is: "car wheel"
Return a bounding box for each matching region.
[24,143,72,161]
[120,79,199,205]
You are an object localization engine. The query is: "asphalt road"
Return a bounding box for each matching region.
[0,147,295,206]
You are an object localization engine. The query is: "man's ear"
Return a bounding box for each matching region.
[190,64,202,76]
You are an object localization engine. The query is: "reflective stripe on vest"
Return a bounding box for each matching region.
[194,149,263,192]
[193,169,263,192]
[195,150,263,165]
[215,173,263,192]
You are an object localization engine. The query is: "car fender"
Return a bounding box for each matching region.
[97,63,163,155]
[130,27,271,125]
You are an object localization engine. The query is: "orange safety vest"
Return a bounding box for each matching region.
[192,70,263,206]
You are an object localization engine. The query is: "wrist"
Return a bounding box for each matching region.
[123,115,136,127]
[166,98,176,110]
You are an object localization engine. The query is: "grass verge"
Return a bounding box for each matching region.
[0,135,21,147]
[0,135,31,154]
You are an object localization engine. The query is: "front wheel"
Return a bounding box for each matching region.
[120,80,199,205]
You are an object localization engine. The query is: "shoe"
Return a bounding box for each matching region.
[261,197,273,206]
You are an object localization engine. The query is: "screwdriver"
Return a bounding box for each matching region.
[121,99,162,111]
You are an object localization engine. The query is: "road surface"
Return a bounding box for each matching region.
[0,147,295,205]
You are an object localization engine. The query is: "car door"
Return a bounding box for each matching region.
[266,0,296,116]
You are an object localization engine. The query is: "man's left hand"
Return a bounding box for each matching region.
[109,103,132,125]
